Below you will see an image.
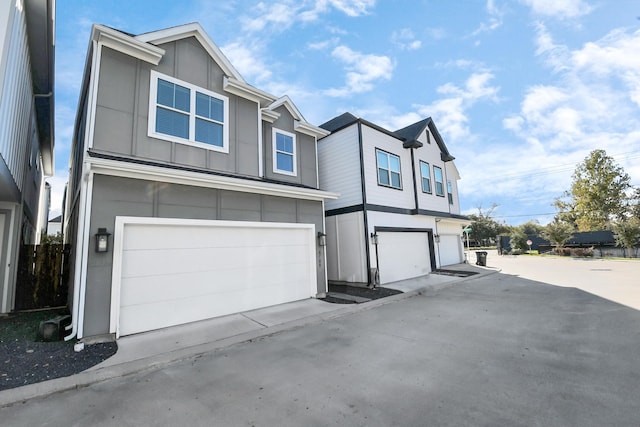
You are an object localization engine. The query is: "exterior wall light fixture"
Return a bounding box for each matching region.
[317,231,327,246]
[370,232,379,245]
[95,228,111,253]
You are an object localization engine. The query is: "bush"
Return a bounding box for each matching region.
[554,247,594,257]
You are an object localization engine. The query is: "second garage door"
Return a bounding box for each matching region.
[377,231,432,284]
[110,218,317,337]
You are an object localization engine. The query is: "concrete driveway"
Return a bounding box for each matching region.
[2,270,639,426]
[483,249,640,310]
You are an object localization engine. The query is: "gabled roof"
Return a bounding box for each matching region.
[320,112,456,162]
[265,96,330,139]
[135,23,245,83]
[320,112,359,133]
[394,118,455,162]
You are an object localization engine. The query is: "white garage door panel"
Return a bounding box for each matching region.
[439,235,462,266]
[378,232,431,284]
[113,219,316,337]
[121,245,310,278]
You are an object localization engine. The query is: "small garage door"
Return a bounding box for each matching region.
[439,234,462,266]
[377,231,431,284]
[111,218,317,337]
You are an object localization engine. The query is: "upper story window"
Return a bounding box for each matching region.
[434,166,444,196]
[149,71,229,153]
[376,149,402,189]
[273,128,297,176]
[447,180,454,204]
[419,161,431,193]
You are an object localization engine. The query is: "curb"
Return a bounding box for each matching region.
[0,268,500,407]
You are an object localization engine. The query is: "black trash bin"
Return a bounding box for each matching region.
[475,251,488,266]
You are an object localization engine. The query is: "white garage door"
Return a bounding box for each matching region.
[377,232,431,284]
[110,218,317,337]
[439,235,462,266]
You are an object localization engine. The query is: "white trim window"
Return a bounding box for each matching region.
[273,128,297,176]
[148,70,229,152]
[376,149,402,189]
[419,161,431,193]
[434,166,444,196]
[447,180,454,204]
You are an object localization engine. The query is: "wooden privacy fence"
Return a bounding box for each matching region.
[15,244,69,310]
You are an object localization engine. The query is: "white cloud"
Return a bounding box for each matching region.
[391,28,422,51]
[408,72,500,142]
[300,0,376,21]
[221,42,273,85]
[324,45,394,97]
[471,0,504,36]
[520,0,593,19]
[241,2,297,33]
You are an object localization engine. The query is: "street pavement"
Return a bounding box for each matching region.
[484,249,640,310]
[2,262,639,426]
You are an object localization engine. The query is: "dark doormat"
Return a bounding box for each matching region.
[432,269,479,277]
[321,284,403,304]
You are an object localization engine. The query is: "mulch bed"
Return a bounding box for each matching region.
[432,269,479,278]
[0,309,117,391]
[322,284,403,304]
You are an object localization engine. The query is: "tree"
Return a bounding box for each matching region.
[519,220,544,236]
[467,204,510,246]
[542,219,574,252]
[557,150,633,231]
[612,217,640,258]
[509,227,529,253]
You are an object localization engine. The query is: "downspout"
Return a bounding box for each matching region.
[410,148,418,213]
[435,218,442,269]
[357,121,372,285]
[64,168,90,341]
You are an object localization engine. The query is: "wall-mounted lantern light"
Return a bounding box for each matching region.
[434,234,441,243]
[317,231,327,246]
[370,232,379,245]
[95,228,111,253]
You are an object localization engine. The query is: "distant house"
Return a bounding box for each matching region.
[47,214,61,236]
[318,113,469,286]
[0,0,55,314]
[64,23,336,340]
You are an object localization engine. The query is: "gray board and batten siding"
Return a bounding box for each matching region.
[83,175,326,337]
[93,40,319,189]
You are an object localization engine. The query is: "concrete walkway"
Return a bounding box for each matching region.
[0,263,490,407]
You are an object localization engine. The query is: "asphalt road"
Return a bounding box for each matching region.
[2,271,639,426]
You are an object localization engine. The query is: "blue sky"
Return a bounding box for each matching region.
[51,0,640,225]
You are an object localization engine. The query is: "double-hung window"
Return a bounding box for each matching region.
[434,166,445,196]
[447,181,454,204]
[273,128,296,175]
[376,149,402,189]
[149,71,229,152]
[419,161,431,193]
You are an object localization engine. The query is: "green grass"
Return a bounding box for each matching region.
[0,308,69,342]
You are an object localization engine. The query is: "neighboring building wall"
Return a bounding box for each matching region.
[0,0,50,313]
[317,125,362,212]
[82,174,326,337]
[361,125,414,210]
[325,211,367,283]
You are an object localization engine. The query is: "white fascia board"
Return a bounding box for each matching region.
[92,24,164,65]
[295,121,330,139]
[135,23,245,82]
[267,96,304,121]
[88,157,339,202]
[261,108,281,123]
[224,76,277,107]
